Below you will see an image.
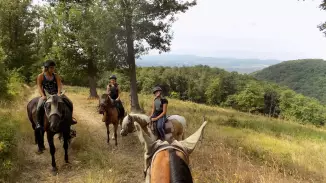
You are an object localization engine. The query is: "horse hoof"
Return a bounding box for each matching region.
[51,167,58,176]
[112,136,115,140]
[36,150,43,154]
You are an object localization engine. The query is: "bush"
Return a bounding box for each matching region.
[0,114,19,180]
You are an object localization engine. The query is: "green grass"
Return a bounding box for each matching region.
[7,86,318,183]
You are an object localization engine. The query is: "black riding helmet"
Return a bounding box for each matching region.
[109,75,117,80]
[152,86,162,94]
[43,60,56,68]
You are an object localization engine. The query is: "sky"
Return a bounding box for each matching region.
[151,0,326,60]
[32,0,326,61]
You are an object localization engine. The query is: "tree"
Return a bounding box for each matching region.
[39,0,121,98]
[205,78,222,105]
[318,1,326,35]
[114,0,197,112]
[0,0,39,81]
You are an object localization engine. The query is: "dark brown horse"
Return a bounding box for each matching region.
[27,91,73,175]
[98,94,120,146]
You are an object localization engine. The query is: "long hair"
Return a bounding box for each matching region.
[42,66,48,73]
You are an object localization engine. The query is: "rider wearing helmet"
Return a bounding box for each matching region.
[106,75,125,119]
[35,60,62,129]
[35,60,75,130]
[150,86,168,141]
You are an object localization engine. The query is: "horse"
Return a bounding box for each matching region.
[134,120,208,183]
[120,113,187,142]
[26,90,73,174]
[98,93,120,146]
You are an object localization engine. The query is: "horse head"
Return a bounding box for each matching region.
[134,120,208,183]
[120,114,136,136]
[98,94,114,115]
[44,90,67,132]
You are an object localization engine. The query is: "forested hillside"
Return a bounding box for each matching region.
[85,65,326,126]
[253,59,326,104]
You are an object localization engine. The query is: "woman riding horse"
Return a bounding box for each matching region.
[150,86,168,141]
[106,75,125,122]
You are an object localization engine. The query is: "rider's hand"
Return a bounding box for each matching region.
[57,93,61,96]
[42,96,47,100]
[151,118,157,121]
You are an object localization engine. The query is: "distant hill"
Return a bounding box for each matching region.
[136,54,282,74]
[253,59,326,103]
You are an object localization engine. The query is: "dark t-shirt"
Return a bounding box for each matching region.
[154,97,168,116]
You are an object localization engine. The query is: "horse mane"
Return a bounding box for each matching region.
[169,149,193,183]
[100,93,113,107]
[129,113,151,125]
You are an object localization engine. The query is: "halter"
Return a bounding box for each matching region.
[144,141,190,181]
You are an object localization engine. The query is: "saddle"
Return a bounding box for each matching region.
[149,116,174,141]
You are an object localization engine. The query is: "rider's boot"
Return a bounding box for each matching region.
[35,107,43,130]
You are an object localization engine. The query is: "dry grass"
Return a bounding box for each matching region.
[4,85,326,183]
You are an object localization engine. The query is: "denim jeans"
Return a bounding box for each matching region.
[151,114,166,140]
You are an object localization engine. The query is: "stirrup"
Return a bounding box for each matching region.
[72,117,77,125]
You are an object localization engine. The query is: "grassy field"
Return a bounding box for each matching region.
[3,85,326,182]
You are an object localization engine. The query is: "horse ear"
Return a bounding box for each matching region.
[44,90,51,98]
[61,90,66,96]
[180,121,208,155]
[134,122,155,153]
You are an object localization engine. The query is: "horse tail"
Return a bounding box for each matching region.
[26,98,36,128]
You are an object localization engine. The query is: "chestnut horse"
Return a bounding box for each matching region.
[98,94,119,146]
[134,120,208,183]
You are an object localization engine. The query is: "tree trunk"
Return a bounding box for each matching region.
[87,60,99,99]
[125,15,142,112]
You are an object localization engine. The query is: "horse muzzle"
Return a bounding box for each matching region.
[120,129,128,136]
[49,114,61,132]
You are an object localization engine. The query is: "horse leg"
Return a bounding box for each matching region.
[36,128,44,153]
[63,129,70,163]
[41,129,46,150]
[34,129,38,144]
[106,122,110,144]
[114,123,118,146]
[47,131,58,175]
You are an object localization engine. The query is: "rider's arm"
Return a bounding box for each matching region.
[37,74,45,97]
[150,99,155,117]
[116,85,121,100]
[55,74,62,95]
[156,103,168,119]
[106,85,110,94]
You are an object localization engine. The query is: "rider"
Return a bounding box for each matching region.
[150,86,168,141]
[35,60,75,130]
[106,75,125,118]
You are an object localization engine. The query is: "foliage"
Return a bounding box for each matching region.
[132,65,326,126]
[253,59,326,104]
[0,114,19,180]
[0,0,39,81]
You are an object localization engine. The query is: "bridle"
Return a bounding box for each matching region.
[144,142,190,180]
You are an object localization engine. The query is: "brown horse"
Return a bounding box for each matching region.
[98,94,120,146]
[134,120,208,183]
